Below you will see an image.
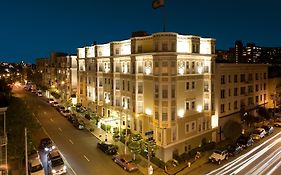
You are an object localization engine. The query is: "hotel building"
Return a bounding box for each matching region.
[76,32,217,162]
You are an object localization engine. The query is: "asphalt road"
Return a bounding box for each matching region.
[205,128,281,175]
[14,86,141,175]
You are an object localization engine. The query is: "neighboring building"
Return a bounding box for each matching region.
[267,65,281,108]
[235,40,243,63]
[77,32,217,162]
[36,53,77,104]
[215,64,268,140]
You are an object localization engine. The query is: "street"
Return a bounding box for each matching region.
[13,86,142,175]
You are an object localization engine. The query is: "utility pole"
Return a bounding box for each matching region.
[25,128,28,175]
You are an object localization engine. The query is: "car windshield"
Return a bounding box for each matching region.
[51,158,64,167]
[30,163,43,172]
[253,130,262,134]
[213,150,222,154]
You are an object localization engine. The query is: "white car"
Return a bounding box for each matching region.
[209,150,229,165]
[47,150,67,175]
[251,128,266,140]
[61,109,71,117]
[29,158,45,175]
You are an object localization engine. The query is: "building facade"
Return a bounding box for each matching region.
[77,32,217,162]
[36,53,77,105]
[215,64,268,140]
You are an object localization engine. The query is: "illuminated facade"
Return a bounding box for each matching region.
[36,53,77,103]
[77,32,216,162]
[215,64,268,140]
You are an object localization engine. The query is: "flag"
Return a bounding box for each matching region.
[152,0,164,9]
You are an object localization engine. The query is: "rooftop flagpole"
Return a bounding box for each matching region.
[152,0,166,31]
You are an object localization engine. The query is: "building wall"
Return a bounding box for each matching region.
[215,64,268,140]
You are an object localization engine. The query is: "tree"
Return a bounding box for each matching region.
[223,120,242,140]
[128,140,142,160]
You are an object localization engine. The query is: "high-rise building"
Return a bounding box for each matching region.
[77,32,217,161]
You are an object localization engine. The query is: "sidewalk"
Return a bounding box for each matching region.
[77,112,209,175]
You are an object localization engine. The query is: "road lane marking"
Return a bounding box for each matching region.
[83,155,90,162]
[69,139,74,144]
[58,128,62,132]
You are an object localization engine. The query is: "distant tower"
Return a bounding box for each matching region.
[235,40,243,63]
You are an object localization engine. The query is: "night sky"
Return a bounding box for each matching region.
[0,0,280,63]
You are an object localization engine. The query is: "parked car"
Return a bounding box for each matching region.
[84,113,92,120]
[73,119,85,130]
[209,150,228,165]
[273,121,281,127]
[47,150,67,175]
[236,134,254,148]
[52,102,59,107]
[56,105,65,112]
[28,158,45,175]
[97,142,118,155]
[39,138,56,152]
[261,125,274,135]
[37,91,43,97]
[61,109,71,117]
[28,146,40,160]
[48,98,54,104]
[251,128,266,140]
[227,144,243,156]
[112,154,138,172]
[67,114,77,123]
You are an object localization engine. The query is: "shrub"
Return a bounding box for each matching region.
[151,157,166,169]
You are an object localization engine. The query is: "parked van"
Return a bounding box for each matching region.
[29,158,45,175]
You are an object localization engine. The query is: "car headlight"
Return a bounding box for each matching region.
[63,165,67,170]
[44,147,49,151]
[52,169,56,173]
[52,145,56,149]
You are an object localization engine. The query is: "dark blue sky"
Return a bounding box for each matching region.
[1,0,281,63]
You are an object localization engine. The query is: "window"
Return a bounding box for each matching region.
[155,112,159,120]
[192,122,195,130]
[221,89,225,99]
[221,104,225,113]
[186,82,190,90]
[192,62,195,69]
[248,73,253,81]
[162,89,168,98]
[186,102,190,110]
[256,96,259,103]
[122,80,125,90]
[204,81,209,92]
[162,112,168,121]
[155,84,159,98]
[171,85,175,98]
[191,101,195,110]
[240,74,245,82]
[256,84,259,92]
[171,109,175,121]
[116,80,120,90]
[255,73,259,80]
[115,48,119,55]
[192,81,195,89]
[229,89,231,97]
[185,123,189,133]
[264,73,267,79]
[221,75,225,84]
[138,82,143,94]
[127,81,130,91]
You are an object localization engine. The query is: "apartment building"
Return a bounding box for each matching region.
[36,53,77,103]
[215,64,268,140]
[77,32,217,162]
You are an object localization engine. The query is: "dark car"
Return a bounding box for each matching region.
[227,144,243,156]
[39,138,55,152]
[112,154,138,172]
[68,114,77,123]
[56,105,65,112]
[84,113,92,120]
[236,134,254,148]
[261,125,274,135]
[97,142,118,155]
[73,119,85,130]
